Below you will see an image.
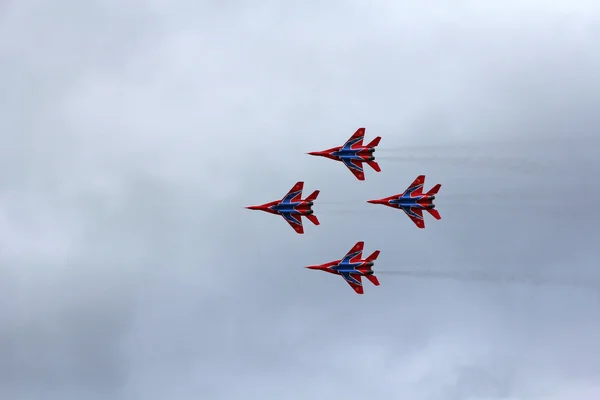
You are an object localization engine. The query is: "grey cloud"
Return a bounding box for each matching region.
[2,1,600,399]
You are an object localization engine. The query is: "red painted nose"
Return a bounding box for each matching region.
[305,265,320,270]
[367,199,384,204]
[245,205,263,210]
[307,151,326,156]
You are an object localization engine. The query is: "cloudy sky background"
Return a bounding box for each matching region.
[1,1,600,399]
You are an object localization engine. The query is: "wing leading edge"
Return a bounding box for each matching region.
[280,212,304,234]
[340,271,364,294]
[281,181,304,204]
[401,206,425,228]
[402,175,424,197]
[342,127,366,150]
[341,158,365,180]
[341,241,364,263]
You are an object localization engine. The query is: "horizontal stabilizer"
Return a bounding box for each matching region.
[365,250,380,261]
[427,208,441,220]
[366,136,381,148]
[426,184,441,196]
[306,214,320,225]
[366,160,381,172]
[366,274,380,286]
[305,190,320,202]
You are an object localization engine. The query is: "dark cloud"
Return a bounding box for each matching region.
[2,1,600,399]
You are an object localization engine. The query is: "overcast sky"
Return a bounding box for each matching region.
[1,1,600,399]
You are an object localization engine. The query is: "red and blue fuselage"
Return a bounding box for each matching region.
[366,175,441,228]
[245,181,320,234]
[311,146,376,162]
[368,192,436,210]
[307,127,382,181]
[305,241,380,294]
[251,200,315,216]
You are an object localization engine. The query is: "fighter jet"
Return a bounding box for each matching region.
[305,241,380,294]
[245,181,319,234]
[307,127,381,180]
[367,175,441,228]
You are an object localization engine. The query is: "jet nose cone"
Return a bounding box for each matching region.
[307,152,319,156]
[305,265,318,269]
[367,199,378,204]
[245,205,260,210]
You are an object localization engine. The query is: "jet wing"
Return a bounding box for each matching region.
[281,181,304,204]
[401,206,425,228]
[340,271,364,294]
[402,175,425,197]
[341,127,366,150]
[341,158,365,180]
[280,212,304,234]
[341,241,364,264]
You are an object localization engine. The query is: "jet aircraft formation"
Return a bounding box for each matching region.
[246,127,442,294]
